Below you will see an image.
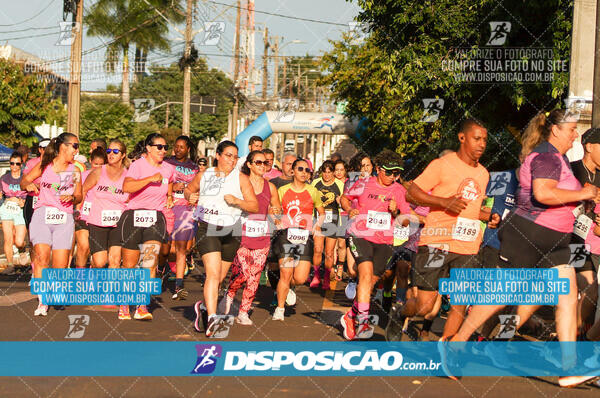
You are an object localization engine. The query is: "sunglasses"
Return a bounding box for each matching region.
[150,144,169,151]
[382,168,402,177]
[9,162,21,166]
[253,160,267,166]
[65,142,80,150]
[295,166,311,173]
[106,148,122,154]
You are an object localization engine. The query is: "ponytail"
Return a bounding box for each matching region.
[41,132,77,171]
[520,109,568,162]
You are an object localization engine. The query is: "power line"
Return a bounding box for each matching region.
[0,0,57,26]
[0,31,60,41]
[207,0,348,26]
[0,25,57,34]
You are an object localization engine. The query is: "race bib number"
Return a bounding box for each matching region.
[452,217,480,242]
[393,226,410,245]
[173,190,185,200]
[133,210,157,228]
[287,228,309,245]
[245,219,267,238]
[80,201,91,216]
[324,210,333,224]
[101,210,122,227]
[45,207,66,225]
[574,214,593,240]
[4,201,20,214]
[367,210,391,230]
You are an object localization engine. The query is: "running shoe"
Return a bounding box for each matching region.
[340,311,356,340]
[345,280,357,300]
[270,292,278,307]
[194,301,205,332]
[133,305,153,321]
[286,288,297,306]
[118,305,131,320]
[322,276,331,291]
[236,312,253,326]
[171,287,188,301]
[272,307,285,321]
[1,265,15,275]
[205,316,219,338]
[385,302,406,342]
[309,274,321,289]
[34,303,48,316]
[437,337,459,381]
[558,375,599,388]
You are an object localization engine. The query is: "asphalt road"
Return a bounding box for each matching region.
[1,270,599,397]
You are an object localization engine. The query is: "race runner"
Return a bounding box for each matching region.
[339,149,411,340]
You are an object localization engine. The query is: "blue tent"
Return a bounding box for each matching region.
[0,144,14,161]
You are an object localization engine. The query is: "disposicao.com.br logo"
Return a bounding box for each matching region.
[191,347,441,374]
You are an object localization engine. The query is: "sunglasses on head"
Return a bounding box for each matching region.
[65,142,80,150]
[9,161,21,166]
[253,160,267,166]
[150,144,169,151]
[295,166,311,173]
[106,148,121,154]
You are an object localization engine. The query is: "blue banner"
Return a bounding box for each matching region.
[439,268,569,305]
[1,342,599,377]
[30,269,162,305]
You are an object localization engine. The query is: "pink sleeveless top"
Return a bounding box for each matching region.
[35,163,76,214]
[87,165,128,227]
[241,179,271,250]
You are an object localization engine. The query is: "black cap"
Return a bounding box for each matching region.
[581,128,600,145]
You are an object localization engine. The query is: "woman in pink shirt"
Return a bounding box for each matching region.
[21,132,82,316]
[83,140,129,270]
[73,147,107,269]
[117,133,175,321]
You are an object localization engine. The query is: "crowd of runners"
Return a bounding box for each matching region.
[2,109,600,386]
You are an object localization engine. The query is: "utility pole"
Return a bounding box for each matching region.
[272,36,279,96]
[67,0,83,135]
[232,0,241,139]
[593,0,600,127]
[262,27,269,102]
[282,57,287,96]
[181,0,194,136]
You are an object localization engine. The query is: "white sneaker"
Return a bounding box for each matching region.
[34,303,48,316]
[236,312,253,325]
[272,307,285,321]
[286,288,296,306]
[345,281,357,300]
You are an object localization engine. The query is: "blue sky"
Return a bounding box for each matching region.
[0,0,362,91]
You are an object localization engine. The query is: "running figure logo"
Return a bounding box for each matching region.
[65,315,90,339]
[424,245,448,268]
[486,172,511,196]
[191,344,223,374]
[313,116,334,132]
[420,99,444,123]
[496,314,519,339]
[568,244,590,268]
[133,99,155,123]
[56,22,79,46]
[273,99,298,123]
[486,22,511,46]
[200,22,225,46]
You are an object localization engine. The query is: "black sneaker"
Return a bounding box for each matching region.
[385,302,407,341]
[172,287,188,300]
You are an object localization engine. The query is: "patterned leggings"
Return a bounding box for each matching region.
[227,246,270,314]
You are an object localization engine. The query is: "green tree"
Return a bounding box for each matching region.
[130,61,234,142]
[79,95,158,153]
[84,0,184,104]
[0,59,59,146]
[322,0,572,171]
